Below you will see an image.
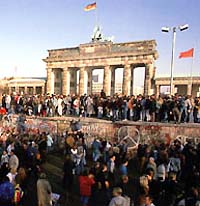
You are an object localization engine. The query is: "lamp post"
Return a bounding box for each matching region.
[162,24,189,95]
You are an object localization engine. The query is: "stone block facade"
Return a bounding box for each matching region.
[43,40,158,96]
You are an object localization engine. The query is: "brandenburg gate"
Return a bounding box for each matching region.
[43,40,158,96]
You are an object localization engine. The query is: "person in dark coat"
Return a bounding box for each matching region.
[117,175,135,205]
[38,135,47,163]
[0,176,15,206]
[91,163,110,206]
[62,155,74,203]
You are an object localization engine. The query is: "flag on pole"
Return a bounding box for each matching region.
[179,48,194,58]
[84,2,96,11]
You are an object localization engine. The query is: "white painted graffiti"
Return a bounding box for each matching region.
[118,126,141,150]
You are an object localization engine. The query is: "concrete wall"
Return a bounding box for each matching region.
[24,116,200,146]
[1,115,200,147]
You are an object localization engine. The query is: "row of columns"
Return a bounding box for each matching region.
[156,84,194,97]
[46,63,154,96]
[9,86,44,95]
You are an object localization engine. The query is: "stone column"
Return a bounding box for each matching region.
[41,86,45,95]
[103,65,112,96]
[69,69,77,95]
[110,68,115,96]
[62,68,70,95]
[187,84,192,95]
[131,68,134,94]
[51,69,55,94]
[79,67,86,95]
[46,68,54,95]
[16,86,19,94]
[87,69,92,95]
[156,85,160,97]
[33,87,36,95]
[144,64,153,96]
[24,86,27,94]
[122,64,132,96]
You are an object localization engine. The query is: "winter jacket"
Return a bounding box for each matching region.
[79,175,95,196]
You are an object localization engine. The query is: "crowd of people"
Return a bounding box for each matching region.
[1,91,200,205]
[1,91,200,123]
[0,115,200,206]
[0,118,200,206]
[62,126,200,206]
[0,123,55,206]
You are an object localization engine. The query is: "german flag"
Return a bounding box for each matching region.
[84,2,96,11]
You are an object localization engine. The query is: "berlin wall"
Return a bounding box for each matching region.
[1,115,200,148]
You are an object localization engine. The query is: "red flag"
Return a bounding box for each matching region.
[179,48,194,58]
[84,2,96,11]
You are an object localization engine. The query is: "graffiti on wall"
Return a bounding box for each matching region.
[117,125,168,148]
[0,114,17,134]
[2,114,200,148]
[0,115,57,135]
[175,135,200,146]
[81,123,116,147]
[117,125,200,149]
[25,118,57,134]
[118,126,140,149]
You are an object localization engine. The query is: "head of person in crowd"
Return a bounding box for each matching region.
[94,161,100,170]
[7,167,17,184]
[174,139,182,150]
[168,171,177,181]
[101,163,108,172]
[10,149,15,157]
[22,141,28,150]
[159,142,167,151]
[139,175,149,194]
[39,172,47,179]
[112,187,123,197]
[148,157,156,165]
[81,168,89,176]
[109,155,116,162]
[2,150,8,157]
[17,167,27,183]
[145,168,154,182]
[121,175,129,184]
[145,194,155,206]
[31,141,36,148]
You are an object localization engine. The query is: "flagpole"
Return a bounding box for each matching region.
[189,49,194,95]
[170,27,176,96]
[95,1,98,27]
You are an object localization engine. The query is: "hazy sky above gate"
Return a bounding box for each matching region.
[0,0,199,80]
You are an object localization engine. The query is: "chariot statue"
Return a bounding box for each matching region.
[91,25,114,42]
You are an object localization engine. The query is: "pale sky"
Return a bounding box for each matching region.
[0,0,199,83]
